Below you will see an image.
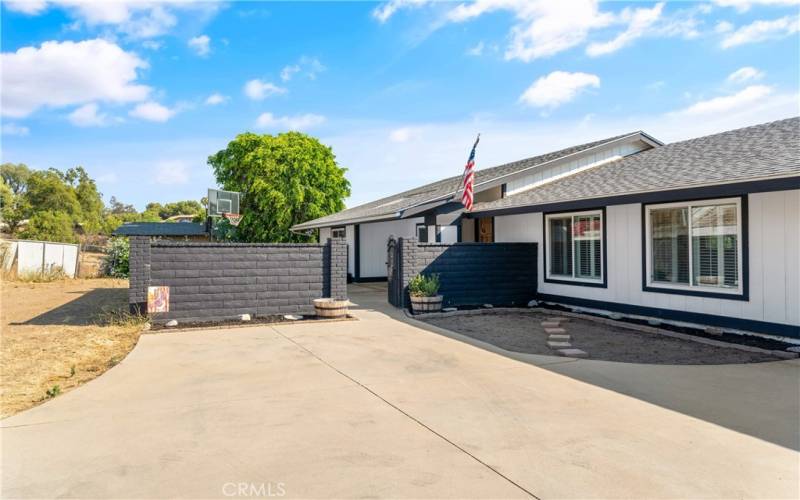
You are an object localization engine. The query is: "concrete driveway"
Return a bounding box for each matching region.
[2,284,798,499]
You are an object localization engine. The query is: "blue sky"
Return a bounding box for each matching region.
[2,0,798,210]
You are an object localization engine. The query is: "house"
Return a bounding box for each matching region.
[293,117,800,337]
[113,222,209,241]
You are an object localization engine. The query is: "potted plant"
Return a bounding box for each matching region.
[408,273,443,314]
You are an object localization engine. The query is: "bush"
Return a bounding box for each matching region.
[19,211,77,243]
[102,237,130,278]
[408,273,441,297]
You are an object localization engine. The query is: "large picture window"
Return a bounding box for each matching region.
[545,210,604,285]
[645,197,744,297]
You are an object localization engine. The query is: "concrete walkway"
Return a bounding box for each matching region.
[2,284,798,498]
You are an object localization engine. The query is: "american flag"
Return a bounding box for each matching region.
[460,134,480,211]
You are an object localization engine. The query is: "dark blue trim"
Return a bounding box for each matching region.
[536,293,799,339]
[640,195,749,301]
[542,207,608,289]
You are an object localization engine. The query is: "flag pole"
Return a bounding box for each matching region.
[456,133,480,200]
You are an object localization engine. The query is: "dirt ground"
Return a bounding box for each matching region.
[422,311,780,365]
[1,278,142,418]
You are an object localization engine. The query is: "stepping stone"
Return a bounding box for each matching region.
[483,304,494,309]
[541,321,560,328]
[558,348,588,358]
[547,341,572,349]
[544,327,566,334]
[548,316,568,323]
[548,334,570,341]
[442,307,457,313]
[527,300,538,307]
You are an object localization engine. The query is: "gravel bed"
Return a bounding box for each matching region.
[421,312,782,365]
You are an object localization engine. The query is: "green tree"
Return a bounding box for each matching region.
[25,169,81,220]
[107,196,137,215]
[19,211,77,243]
[65,166,104,234]
[160,200,204,219]
[208,132,350,242]
[0,163,31,195]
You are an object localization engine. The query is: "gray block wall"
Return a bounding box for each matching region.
[129,238,347,322]
[128,236,151,314]
[393,238,537,308]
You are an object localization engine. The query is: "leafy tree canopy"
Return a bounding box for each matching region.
[208,132,350,242]
[0,163,31,195]
[19,211,78,243]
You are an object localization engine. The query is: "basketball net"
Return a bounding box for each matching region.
[223,213,241,226]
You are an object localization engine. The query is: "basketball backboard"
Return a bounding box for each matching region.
[207,188,240,217]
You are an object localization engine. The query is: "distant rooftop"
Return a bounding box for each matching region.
[112,222,207,237]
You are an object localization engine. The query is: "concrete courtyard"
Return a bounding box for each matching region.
[2,284,798,498]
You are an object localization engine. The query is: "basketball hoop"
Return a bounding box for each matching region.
[223,213,241,226]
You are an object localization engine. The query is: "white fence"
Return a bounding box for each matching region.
[1,239,80,278]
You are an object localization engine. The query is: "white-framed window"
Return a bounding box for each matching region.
[645,197,743,295]
[331,227,346,238]
[545,210,604,284]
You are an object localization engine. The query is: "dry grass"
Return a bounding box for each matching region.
[0,278,143,418]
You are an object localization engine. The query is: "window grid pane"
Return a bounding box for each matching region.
[651,207,689,284]
[573,215,601,279]
[649,202,740,291]
[549,217,572,277]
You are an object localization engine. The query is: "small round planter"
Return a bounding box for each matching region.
[410,295,443,314]
[314,298,349,318]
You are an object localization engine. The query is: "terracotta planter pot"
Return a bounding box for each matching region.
[314,298,349,318]
[410,295,443,314]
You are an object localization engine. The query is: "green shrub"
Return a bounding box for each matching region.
[102,237,130,278]
[45,385,61,399]
[19,211,77,243]
[408,273,441,297]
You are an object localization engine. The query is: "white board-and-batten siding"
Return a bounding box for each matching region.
[494,189,800,328]
[359,218,423,278]
[319,224,356,277]
[504,140,650,197]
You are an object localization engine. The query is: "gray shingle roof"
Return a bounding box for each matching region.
[113,222,207,236]
[293,131,646,230]
[473,117,800,213]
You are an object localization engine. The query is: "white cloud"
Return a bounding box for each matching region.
[129,101,177,122]
[188,34,210,56]
[372,0,429,23]
[465,41,484,56]
[715,21,734,33]
[154,160,190,185]
[727,66,765,84]
[4,0,47,14]
[255,112,326,131]
[281,64,300,82]
[674,85,774,116]
[141,40,163,50]
[389,127,420,142]
[519,71,600,109]
[446,0,615,62]
[721,16,800,48]
[205,93,228,105]
[586,3,664,56]
[1,39,150,118]
[281,57,326,81]
[713,0,800,12]
[243,79,287,100]
[1,123,30,136]
[3,1,222,40]
[68,102,110,127]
